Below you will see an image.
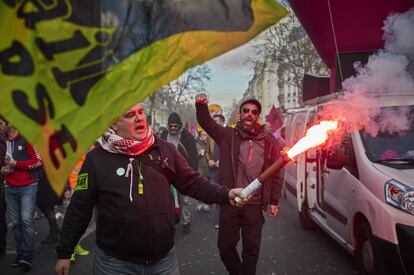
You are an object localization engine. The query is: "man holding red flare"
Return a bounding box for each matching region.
[195,93,284,275]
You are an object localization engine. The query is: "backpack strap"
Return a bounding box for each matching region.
[177,140,189,160]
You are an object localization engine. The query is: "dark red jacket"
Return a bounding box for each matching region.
[196,102,284,207]
[4,134,42,187]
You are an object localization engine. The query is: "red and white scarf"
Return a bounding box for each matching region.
[99,127,155,156]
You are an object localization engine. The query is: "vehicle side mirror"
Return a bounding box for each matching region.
[326,146,346,170]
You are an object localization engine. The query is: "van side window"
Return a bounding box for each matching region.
[342,134,359,178]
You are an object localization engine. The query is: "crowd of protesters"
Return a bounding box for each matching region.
[0,94,284,275]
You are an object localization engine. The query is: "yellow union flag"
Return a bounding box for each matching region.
[0,0,287,193]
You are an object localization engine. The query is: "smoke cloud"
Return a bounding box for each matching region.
[318,8,414,138]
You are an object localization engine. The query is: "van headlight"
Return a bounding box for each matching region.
[385,180,414,215]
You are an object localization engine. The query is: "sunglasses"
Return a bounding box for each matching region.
[169,124,180,129]
[242,108,258,116]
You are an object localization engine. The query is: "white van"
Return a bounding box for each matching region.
[284,93,414,275]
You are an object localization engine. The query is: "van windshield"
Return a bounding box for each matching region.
[360,106,414,163]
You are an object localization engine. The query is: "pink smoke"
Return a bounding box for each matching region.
[318,8,414,140]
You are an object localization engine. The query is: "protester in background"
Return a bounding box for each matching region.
[55,103,246,275]
[0,116,42,271]
[0,132,7,256]
[156,126,167,138]
[196,94,283,275]
[156,125,180,221]
[36,170,61,245]
[161,112,198,234]
[195,130,211,212]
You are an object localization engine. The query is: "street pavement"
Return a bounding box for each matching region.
[0,198,359,275]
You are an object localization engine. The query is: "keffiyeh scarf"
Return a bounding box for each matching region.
[99,127,155,156]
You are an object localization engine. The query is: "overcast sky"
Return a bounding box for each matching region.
[204,42,256,109]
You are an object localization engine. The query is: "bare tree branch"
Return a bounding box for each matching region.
[248,7,328,94]
[145,64,211,125]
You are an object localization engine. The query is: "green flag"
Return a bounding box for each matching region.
[0,0,287,193]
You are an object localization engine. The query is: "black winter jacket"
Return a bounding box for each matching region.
[196,103,283,207]
[56,138,229,264]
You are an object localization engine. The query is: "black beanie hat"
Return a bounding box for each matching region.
[168,112,182,126]
[239,98,261,115]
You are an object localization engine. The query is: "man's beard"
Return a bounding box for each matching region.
[241,117,254,131]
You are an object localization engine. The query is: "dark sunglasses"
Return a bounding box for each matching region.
[169,124,180,129]
[242,108,258,115]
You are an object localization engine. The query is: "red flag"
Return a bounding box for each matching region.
[266,105,283,133]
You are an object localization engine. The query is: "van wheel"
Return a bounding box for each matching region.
[356,222,378,275]
[299,210,316,231]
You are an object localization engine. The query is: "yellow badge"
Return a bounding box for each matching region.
[75,173,88,191]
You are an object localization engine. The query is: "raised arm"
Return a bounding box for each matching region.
[195,93,226,142]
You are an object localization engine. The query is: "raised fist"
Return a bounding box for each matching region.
[195,93,208,105]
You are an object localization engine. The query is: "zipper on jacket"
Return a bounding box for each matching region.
[139,159,150,260]
[247,140,253,165]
